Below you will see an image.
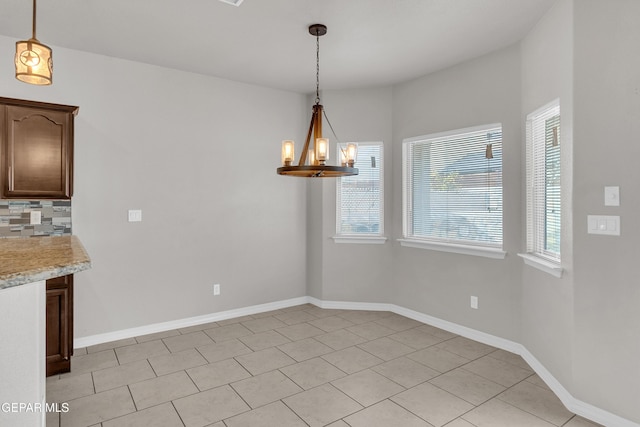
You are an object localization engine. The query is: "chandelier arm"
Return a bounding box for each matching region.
[298,107,318,166]
[321,109,341,144]
[314,104,323,142]
[322,109,349,160]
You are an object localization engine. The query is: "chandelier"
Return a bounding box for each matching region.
[277,24,358,178]
[15,0,53,85]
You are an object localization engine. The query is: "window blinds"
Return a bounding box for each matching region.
[526,101,561,261]
[403,124,503,247]
[336,143,383,235]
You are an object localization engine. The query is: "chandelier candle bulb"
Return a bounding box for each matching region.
[281,140,295,166]
[346,143,358,167]
[315,138,329,164]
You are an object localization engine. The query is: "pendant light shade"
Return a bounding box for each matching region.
[15,0,53,85]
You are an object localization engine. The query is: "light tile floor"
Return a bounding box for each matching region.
[46,304,604,427]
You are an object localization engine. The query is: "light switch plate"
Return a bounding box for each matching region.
[128,210,142,222]
[604,186,620,206]
[587,215,620,236]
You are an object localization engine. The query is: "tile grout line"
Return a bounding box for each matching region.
[226,381,257,420]
[278,398,312,427]
[169,401,188,427]
[145,357,159,378]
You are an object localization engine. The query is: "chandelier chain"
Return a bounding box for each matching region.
[315,31,320,104]
[32,0,37,39]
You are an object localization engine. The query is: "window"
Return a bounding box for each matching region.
[401,124,503,257]
[335,142,384,240]
[525,100,561,263]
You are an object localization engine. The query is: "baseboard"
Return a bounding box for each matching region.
[307,296,391,312]
[73,296,309,348]
[517,349,637,427]
[75,296,639,427]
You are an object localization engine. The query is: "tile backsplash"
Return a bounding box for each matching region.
[0,200,72,238]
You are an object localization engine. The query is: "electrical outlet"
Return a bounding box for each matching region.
[30,211,42,225]
[213,284,220,296]
[470,296,479,309]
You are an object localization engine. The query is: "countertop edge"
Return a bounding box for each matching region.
[0,260,92,290]
[0,235,92,290]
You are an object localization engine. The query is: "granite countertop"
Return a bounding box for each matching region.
[0,235,91,290]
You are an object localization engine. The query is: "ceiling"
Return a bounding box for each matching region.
[0,0,558,93]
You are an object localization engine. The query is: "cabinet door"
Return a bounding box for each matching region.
[46,275,73,376]
[2,105,73,199]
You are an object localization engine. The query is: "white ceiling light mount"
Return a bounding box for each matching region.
[218,0,244,6]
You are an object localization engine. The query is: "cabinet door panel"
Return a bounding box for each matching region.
[3,105,72,199]
[46,275,73,376]
[46,289,66,358]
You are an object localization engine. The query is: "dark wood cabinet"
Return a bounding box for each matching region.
[0,97,78,199]
[46,274,73,376]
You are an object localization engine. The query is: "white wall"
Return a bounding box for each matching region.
[308,87,394,303]
[0,36,308,337]
[520,0,575,388]
[572,0,640,421]
[390,45,523,342]
[520,1,640,423]
[305,48,524,343]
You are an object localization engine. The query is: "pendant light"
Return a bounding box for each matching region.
[277,24,358,178]
[15,0,53,85]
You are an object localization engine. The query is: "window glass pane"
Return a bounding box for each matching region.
[337,144,383,235]
[405,125,503,247]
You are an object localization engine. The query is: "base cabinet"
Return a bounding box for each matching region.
[46,274,73,376]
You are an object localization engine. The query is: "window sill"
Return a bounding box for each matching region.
[332,236,388,244]
[398,239,506,259]
[518,253,563,278]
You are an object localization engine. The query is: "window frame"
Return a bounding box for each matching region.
[519,99,562,277]
[400,123,506,259]
[334,141,386,244]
